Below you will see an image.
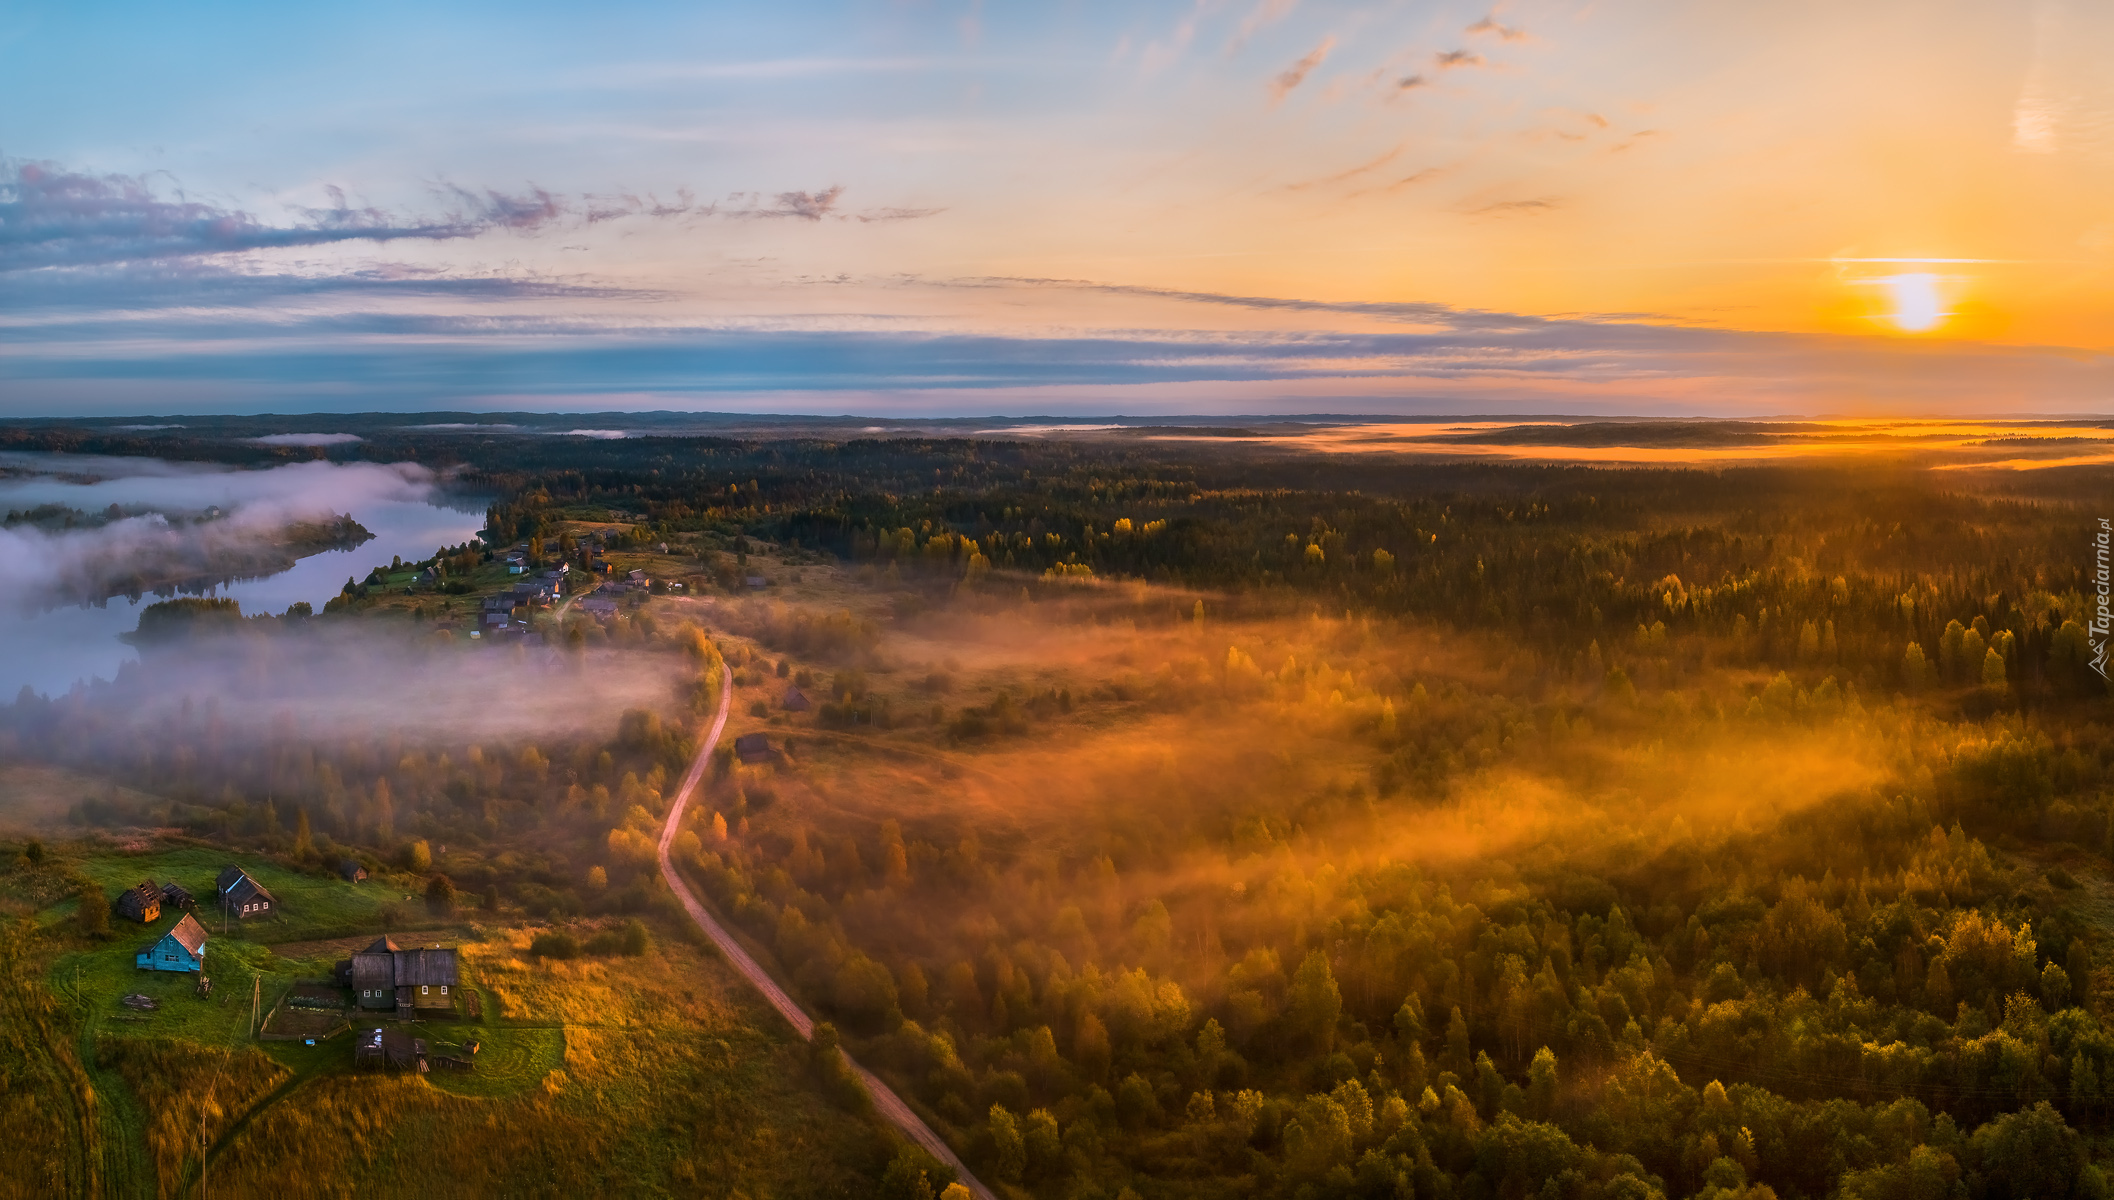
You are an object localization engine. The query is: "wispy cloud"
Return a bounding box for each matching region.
[1270,38,1335,102]
[723,186,846,220]
[0,162,934,271]
[1229,0,1298,52]
[1465,16,1527,41]
[0,162,511,271]
[1279,144,1405,191]
[1435,49,1484,69]
[1464,198,1559,217]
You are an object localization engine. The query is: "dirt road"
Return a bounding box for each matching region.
[657,662,994,1200]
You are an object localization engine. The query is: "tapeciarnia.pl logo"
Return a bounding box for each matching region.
[2094,518,2111,680]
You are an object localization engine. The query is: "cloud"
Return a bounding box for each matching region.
[0,161,925,271]
[858,206,948,223]
[1435,49,1484,69]
[1465,16,1526,40]
[0,260,662,313]
[1393,74,1427,92]
[0,161,557,271]
[1280,144,1406,191]
[1230,0,1299,52]
[1464,198,1559,217]
[1269,38,1335,102]
[722,187,844,220]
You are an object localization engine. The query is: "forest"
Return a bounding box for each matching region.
[0,423,2110,1199]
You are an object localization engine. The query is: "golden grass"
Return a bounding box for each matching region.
[95,1037,289,1199]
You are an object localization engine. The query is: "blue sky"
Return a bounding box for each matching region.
[4,1,2112,416]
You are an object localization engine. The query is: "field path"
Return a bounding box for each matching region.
[658,662,995,1200]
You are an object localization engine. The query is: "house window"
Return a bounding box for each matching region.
[440,986,447,995]
[421,985,429,995]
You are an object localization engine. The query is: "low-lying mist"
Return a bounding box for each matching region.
[40,619,693,748]
[0,455,444,608]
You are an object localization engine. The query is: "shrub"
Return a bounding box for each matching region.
[425,874,457,916]
[529,932,582,960]
[77,881,109,939]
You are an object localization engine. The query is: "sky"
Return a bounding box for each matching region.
[3,0,2113,418]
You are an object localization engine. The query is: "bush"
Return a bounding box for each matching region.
[809,1022,873,1114]
[425,874,457,916]
[77,880,109,939]
[529,931,582,960]
[585,919,653,957]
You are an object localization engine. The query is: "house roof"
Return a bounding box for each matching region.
[223,873,276,907]
[216,865,247,891]
[166,914,208,957]
[734,732,772,762]
[117,879,161,915]
[351,952,395,990]
[395,948,459,987]
[782,685,810,711]
[338,859,367,880]
[160,881,193,901]
[365,935,402,953]
[352,943,459,989]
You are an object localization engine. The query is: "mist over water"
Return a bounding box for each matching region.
[0,455,487,696]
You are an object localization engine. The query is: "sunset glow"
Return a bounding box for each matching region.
[3,2,2113,415]
[1886,273,1946,332]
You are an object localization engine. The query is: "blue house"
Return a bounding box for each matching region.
[135,913,208,973]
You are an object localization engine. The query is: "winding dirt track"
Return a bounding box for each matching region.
[658,662,994,1200]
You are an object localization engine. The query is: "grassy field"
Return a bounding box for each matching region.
[0,839,901,1199]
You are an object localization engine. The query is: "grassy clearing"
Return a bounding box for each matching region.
[207,928,893,1197]
[95,1037,288,1199]
[423,1024,565,1098]
[71,845,404,942]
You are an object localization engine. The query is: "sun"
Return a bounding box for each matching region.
[1883,272,1944,332]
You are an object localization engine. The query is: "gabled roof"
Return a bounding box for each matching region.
[165,913,208,957]
[216,865,247,891]
[364,935,402,953]
[351,952,395,990]
[223,873,276,906]
[734,732,773,762]
[116,879,161,916]
[395,947,459,987]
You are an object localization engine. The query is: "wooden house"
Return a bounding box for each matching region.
[134,913,207,973]
[115,879,162,924]
[216,867,278,919]
[781,685,810,712]
[734,732,774,764]
[159,881,196,911]
[341,936,462,1019]
[338,859,368,883]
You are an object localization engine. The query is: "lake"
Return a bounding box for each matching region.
[0,456,488,696]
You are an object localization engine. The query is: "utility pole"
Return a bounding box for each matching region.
[250,975,260,1039]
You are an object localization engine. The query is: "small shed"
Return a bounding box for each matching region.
[135,913,208,973]
[159,881,196,911]
[115,879,162,924]
[354,1027,428,1072]
[781,685,810,712]
[338,859,368,883]
[745,575,767,589]
[734,732,774,764]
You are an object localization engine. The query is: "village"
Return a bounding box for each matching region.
[105,858,476,1075]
